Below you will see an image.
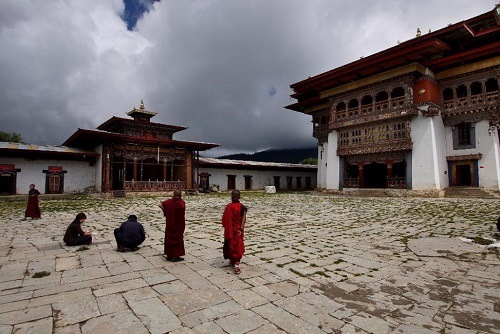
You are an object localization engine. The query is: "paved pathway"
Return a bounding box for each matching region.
[0,192,499,334]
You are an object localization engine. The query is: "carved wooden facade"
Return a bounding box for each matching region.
[64,101,218,193]
[102,144,192,193]
[439,66,499,127]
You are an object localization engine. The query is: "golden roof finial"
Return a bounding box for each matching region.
[140,99,145,109]
[416,28,421,37]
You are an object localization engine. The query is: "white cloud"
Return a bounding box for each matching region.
[0,0,496,156]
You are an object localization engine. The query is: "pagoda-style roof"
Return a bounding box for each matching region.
[0,142,98,161]
[62,128,219,151]
[97,116,187,134]
[126,99,158,122]
[287,6,500,112]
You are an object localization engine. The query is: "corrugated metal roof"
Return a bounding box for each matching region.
[0,142,98,155]
[198,157,316,169]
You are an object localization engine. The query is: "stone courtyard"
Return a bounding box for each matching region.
[0,191,499,334]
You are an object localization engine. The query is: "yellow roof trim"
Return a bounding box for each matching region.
[321,63,427,99]
[435,56,500,80]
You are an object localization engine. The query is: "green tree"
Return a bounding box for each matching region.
[0,131,23,143]
[299,157,318,165]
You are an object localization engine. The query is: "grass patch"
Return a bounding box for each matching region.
[289,268,306,277]
[314,271,331,278]
[76,246,90,252]
[400,235,412,245]
[471,236,494,245]
[32,271,51,278]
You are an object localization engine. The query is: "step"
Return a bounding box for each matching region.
[444,187,496,199]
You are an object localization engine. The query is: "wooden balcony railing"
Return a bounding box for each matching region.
[343,177,359,188]
[387,177,406,189]
[124,180,185,192]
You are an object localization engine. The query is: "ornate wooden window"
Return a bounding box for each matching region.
[443,88,453,102]
[485,78,498,92]
[452,122,475,149]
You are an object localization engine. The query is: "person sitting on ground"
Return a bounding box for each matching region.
[114,214,146,252]
[63,212,92,246]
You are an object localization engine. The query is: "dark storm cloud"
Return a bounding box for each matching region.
[0,0,496,156]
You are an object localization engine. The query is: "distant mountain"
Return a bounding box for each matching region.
[218,147,317,164]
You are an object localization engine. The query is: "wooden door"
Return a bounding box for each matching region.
[49,175,60,193]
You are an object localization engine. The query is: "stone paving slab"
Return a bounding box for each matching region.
[0,192,499,333]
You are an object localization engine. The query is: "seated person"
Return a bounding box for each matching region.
[114,214,146,252]
[63,212,92,246]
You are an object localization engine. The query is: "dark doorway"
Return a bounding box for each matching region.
[273,176,281,190]
[392,161,406,178]
[455,164,472,186]
[200,173,210,191]
[112,161,124,190]
[363,162,387,188]
[244,175,252,190]
[0,172,16,195]
[227,175,236,190]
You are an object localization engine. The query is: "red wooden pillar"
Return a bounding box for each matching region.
[357,163,364,188]
[386,160,393,178]
[163,160,167,181]
[133,159,138,181]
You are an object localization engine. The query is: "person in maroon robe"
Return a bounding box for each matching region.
[222,190,247,275]
[22,184,41,220]
[159,190,186,262]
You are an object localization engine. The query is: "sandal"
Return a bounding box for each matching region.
[234,265,241,275]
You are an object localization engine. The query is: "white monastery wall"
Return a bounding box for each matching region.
[444,120,500,189]
[317,144,327,189]
[411,112,448,190]
[326,131,340,190]
[94,145,103,192]
[197,167,317,191]
[1,157,95,194]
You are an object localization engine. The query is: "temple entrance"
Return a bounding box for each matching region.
[456,164,472,186]
[449,161,475,187]
[363,162,387,188]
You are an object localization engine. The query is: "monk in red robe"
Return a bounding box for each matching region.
[22,184,41,220]
[159,190,186,262]
[222,190,247,274]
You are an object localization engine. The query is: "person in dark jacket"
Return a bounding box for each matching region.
[114,215,146,252]
[63,212,92,246]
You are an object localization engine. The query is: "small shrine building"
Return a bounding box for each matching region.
[62,101,219,194]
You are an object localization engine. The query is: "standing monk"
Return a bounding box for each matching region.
[159,190,186,262]
[22,184,41,221]
[222,190,247,275]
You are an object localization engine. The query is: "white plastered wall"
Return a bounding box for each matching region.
[317,143,327,189]
[1,158,96,194]
[326,131,340,190]
[445,120,500,189]
[197,167,317,191]
[411,109,448,190]
[94,145,103,192]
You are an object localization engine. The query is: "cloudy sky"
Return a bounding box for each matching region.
[0,0,496,157]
